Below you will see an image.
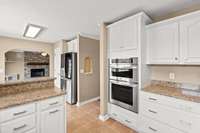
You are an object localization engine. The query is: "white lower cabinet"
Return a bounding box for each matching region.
[139,91,200,133]
[0,96,66,133]
[26,129,37,133]
[41,106,64,133]
[1,114,36,133]
[138,116,183,133]
[108,103,138,130]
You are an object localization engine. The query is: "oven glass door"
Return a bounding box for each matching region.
[111,83,133,106]
[112,68,133,79]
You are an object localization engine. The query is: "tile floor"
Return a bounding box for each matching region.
[67,101,137,133]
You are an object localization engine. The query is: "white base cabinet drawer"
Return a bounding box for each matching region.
[1,114,36,133]
[138,116,184,133]
[141,91,200,115]
[26,129,36,133]
[40,96,64,111]
[140,98,200,133]
[109,103,137,129]
[0,103,35,123]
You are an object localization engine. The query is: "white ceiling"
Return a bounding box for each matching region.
[0,0,200,43]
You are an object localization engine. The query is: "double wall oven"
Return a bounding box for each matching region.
[109,58,138,113]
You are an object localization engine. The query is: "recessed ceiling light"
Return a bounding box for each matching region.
[23,24,44,38]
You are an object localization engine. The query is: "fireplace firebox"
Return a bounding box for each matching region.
[31,68,45,77]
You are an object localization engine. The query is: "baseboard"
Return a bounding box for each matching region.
[99,114,110,121]
[76,96,100,107]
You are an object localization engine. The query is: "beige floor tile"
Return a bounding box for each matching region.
[67,101,137,133]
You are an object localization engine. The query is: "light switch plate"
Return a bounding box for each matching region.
[169,73,175,80]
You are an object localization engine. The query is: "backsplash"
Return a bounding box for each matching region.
[151,80,181,88]
[150,66,200,84]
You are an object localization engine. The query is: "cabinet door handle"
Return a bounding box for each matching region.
[13,124,27,131]
[49,101,59,106]
[148,126,157,132]
[112,113,117,117]
[175,57,178,60]
[13,110,27,116]
[148,97,157,101]
[49,109,59,114]
[148,109,157,114]
[125,120,131,123]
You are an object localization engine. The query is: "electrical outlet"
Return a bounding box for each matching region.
[169,73,175,80]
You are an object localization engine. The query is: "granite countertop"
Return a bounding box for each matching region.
[143,85,200,103]
[0,77,56,87]
[0,87,65,109]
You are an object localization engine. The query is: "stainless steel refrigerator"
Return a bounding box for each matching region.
[60,52,77,104]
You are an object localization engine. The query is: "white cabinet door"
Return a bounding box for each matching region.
[72,39,78,52]
[108,23,122,52]
[67,41,73,52]
[122,17,138,51]
[67,39,78,53]
[147,22,179,64]
[54,48,61,88]
[180,16,200,64]
[41,106,64,133]
[108,17,138,53]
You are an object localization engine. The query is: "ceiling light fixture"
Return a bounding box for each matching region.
[41,52,48,56]
[23,24,44,38]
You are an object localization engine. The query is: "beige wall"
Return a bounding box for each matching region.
[150,66,200,84]
[154,4,200,22]
[99,23,108,116]
[78,36,100,102]
[5,52,24,80]
[0,36,54,81]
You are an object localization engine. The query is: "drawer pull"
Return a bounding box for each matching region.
[148,109,157,114]
[148,127,157,132]
[148,97,157,101]
[112,113,117,117]
[13,111,27,116]
[13,124,27,131]
[49,101,59,106]
[125,120,131,123]
[49,110,59,114]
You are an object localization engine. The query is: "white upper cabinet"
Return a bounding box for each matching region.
[108,23,122,52]
[147,11,200,65]
[147,22,179,64]
[122,18,138,50]
[108,16,138,53]
[180,15,200,64]
[66,39,78,53]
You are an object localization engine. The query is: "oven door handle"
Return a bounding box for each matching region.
[110,80,138,88]
[111,66,137,69]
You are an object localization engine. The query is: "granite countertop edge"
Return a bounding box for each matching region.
[0,88,66,110]
[142,86,200,103]
[0,77,56,87]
